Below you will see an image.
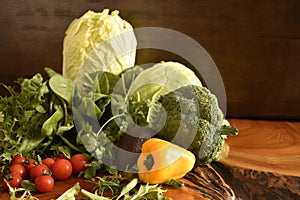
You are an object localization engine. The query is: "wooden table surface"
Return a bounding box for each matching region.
[0,118,299,200]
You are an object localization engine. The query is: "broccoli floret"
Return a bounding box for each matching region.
[157,85,237,165]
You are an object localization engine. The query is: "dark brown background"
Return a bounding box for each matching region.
[0,0,299,120]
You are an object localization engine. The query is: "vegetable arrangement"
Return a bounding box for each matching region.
[0,9,237,199]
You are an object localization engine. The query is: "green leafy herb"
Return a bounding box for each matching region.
[83,173,171,200]
[81,189,112,200]
[0,73,52,160]
[125,183,170,200]
[0,68,78,165]
[83,159,103,179]
[116,178,138,200]
[57,182,81,200]
[21,180,37,192]
[4,179,38,200]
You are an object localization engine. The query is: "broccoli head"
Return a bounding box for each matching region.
[156,85,237,165]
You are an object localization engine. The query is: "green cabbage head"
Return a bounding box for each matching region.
[128,61,202,105]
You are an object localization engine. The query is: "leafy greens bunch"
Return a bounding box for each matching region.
[0,65,147,175]
[0,68,76,164]
[0,68,122,170]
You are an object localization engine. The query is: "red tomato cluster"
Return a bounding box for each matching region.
[3,153,89,193]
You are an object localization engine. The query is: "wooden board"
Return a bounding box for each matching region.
[0,119,299,199]
[212,163,300,200]
[221,119,300,177]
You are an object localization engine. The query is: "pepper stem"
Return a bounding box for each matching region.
[143,154,154,170]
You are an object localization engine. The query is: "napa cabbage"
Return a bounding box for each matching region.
[63,9,137,80]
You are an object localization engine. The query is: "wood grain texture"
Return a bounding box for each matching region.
[212,162,300,200]
[221,119,300,177]
[180,164,236,200]
[0,0,300,119]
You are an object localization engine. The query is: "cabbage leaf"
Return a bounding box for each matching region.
[128,61,202,105]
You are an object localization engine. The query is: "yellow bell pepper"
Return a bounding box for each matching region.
[137,138,196,184]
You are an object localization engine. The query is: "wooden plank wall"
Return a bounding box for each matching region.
[0,0,299,120]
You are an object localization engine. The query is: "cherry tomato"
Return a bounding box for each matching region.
[3,173,22,189]
[53,153,67,160]
[42,158,55,169]
[25,158,37,173]
[51,159,72,180]
[11,155,26,165]
[30,164,49,181]
[34,175,54,193]
[9,164,27,179]
[70,154,89,174]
